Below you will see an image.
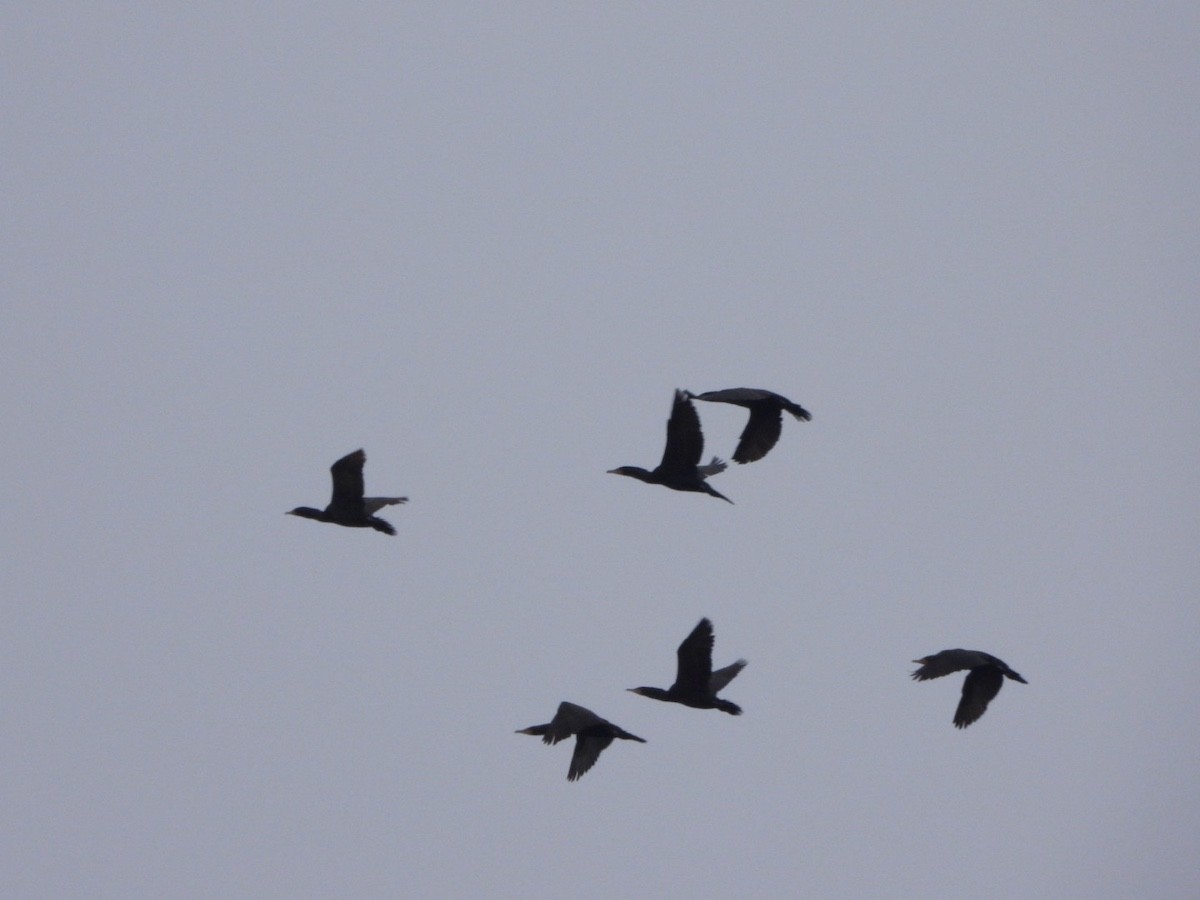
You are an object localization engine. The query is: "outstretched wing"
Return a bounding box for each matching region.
[568,730,615,781]
[734,404,784,464]
[659,390,705,473]
[673,618,716,692]
[697,457,727,479]
[709,659,747,695]
[911,651,973,681]
[547,702,600,743]
[329,449,367,508]
[954,667,1004,728]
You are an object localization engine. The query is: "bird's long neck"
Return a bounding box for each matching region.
[611,466,655,483]
[632,686,673,701]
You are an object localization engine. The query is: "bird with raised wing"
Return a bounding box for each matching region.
[628,618,747,715]
[608,390,732,503]
[287,449,407,535]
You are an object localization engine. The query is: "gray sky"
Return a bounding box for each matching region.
[4,5,1198,898]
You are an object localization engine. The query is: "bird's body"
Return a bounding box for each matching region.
[608,390,732,503]
[629,618,747,715]
[516,702,646,781]
[911,649,1027,728]
[287,449,407,535]
[690,387,810,464]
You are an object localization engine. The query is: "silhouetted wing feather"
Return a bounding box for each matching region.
[911,652,974,681]
[329,449,367,508]
[955,667,1004,728]
[734,404,784,463]
[659,390,705,473]
[547,702,600,743]
[709,659,747,694]
[673,618,715,692]
[363,497,407,515]
[568,730,615,781]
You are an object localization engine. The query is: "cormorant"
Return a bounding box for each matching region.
[516,701,646,781]
[628,618,747,715]
[689,388,811,464]
[607,390,732,503]
[287,449,407,535]
[911,649,1028,728]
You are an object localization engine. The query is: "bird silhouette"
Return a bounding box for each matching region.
[690,387,810,464]
[516,702,646,781]
[608,390,732,503]
[911,649,1027,728]
[628,618,747,715]
[287,449,406,535]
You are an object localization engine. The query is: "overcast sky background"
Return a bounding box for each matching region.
[4,5,1198,898]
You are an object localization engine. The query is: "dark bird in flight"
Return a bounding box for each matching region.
[689,388,811,464]
[607,390,732,503]
[287,449,407,535]
[628,618,747,715]
[516,702,646,781]
[911,649,1028,729]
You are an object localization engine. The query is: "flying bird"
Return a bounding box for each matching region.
[287,449,407,535]
[911,649,1028,728]
[516,701,646,781]
[689,388,811,464]
[628,618,747,715]
[607,390,732,503]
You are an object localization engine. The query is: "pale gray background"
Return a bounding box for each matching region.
[3,5,1197,898]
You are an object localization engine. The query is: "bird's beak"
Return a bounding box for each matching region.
[912,658,926,665]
